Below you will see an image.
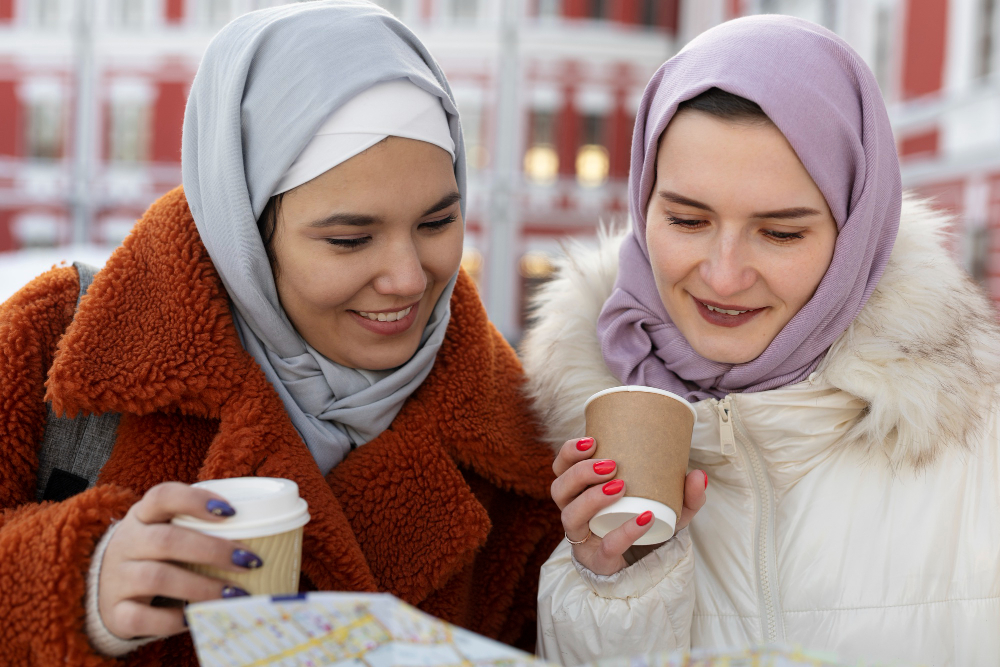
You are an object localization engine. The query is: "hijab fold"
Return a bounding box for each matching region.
[597,16,902,403]
[182,1,467,474]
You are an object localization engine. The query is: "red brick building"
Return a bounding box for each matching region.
[1,0,994,335]
[0,0,680,337]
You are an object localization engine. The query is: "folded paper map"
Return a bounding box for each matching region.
[185,593,892,667]
[184,592,545,667]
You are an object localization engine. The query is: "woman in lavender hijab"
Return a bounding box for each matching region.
[522,15,1000,666]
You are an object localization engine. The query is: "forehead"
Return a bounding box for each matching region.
[653,111,823,205]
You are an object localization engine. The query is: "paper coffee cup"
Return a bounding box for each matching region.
[172,477,310,595]
[585,386,697,545]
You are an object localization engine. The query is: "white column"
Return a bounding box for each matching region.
[484,0,523,341]
[70,0,97,245]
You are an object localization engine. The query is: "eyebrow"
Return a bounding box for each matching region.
[305,191,462,229]
[657,190,822,221]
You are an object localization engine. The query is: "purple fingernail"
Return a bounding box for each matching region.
[232,549,264,569]
[221,586,250,598]
[206,499,235,517]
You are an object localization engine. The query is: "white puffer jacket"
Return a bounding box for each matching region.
[521,198,1000,667]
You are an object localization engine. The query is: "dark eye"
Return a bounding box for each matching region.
[666,215,707,228]
[326,237,371,248]
[763,230,805,241]
[420,214,457,231]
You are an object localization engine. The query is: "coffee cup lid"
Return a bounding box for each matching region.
[172,477,310,539]
[585,385,698,422]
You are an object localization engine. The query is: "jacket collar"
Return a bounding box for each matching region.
[44,186,553,603]
[522,195,1000,469]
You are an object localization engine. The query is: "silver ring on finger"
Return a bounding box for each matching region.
[565,529,591,545]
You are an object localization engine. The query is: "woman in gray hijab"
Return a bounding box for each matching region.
[0,2,560,663]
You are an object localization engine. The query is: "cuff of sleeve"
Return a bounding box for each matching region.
[84,522,160,658]
[571,528,692,599]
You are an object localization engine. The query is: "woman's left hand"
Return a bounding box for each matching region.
[551,436,708,576]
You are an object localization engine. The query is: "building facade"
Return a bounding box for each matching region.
[0,0,679,339]
[0,0,995,340]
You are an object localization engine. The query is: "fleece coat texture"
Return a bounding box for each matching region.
[0,186,561,666]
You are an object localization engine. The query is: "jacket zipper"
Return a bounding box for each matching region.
[716,397,784,643]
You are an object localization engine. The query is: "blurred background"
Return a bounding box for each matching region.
[0,0,997,342]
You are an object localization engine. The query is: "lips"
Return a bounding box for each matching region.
[349,301,421,336]
[694,297,765,328]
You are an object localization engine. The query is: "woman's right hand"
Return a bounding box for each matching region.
[98,482,265,640]
[551,437,708,576]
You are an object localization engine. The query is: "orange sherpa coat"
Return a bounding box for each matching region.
[0,187,562,666]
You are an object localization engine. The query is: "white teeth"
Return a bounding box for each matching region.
[705,304,749,316]
[356,306,413,322]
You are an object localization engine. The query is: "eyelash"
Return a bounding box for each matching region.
[666,216,804,242]
[325,214,457,248]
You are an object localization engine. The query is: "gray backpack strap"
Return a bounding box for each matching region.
[36,262,122,502]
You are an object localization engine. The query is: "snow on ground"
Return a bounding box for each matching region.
[0,245,117,304]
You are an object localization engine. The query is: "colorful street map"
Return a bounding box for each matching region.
[186,594,903,667]
[185,592,545,667]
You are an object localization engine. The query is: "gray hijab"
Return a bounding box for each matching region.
[182,0,466,475]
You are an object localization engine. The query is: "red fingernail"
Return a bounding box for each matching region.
[703,471,709,489]
[593,460,616,475]
[636,511,653,526]
[576,437,594,451]
[602,479,624,495]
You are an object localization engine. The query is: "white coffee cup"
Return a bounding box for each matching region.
[172,477,310,595]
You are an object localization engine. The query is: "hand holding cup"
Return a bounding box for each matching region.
[550,386,707,576]
[99,482,268,640]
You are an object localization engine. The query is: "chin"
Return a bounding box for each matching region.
[351,343,421,371]
[691,339,765,365]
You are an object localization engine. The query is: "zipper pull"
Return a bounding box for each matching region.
[717,398,736,456]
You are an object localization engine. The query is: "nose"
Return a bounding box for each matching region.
[698,230,757,298]
[372,238,427,298]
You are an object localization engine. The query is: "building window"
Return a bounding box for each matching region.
[976,0,998,79]
[25,100,64,159]
[29,0,61,27]
[576,113,608,187]
[374,0,404,17]
[109,101,150,163]
[536,0,561,18]
[524,110,558,185]
[640,0,658,26]
[204,0,231,26]
[450,0,479,22]
[588,0,609,19]
[13,212,64,248]
[110,0,144,28]
[459,105,486,170]
[969,225,990,284]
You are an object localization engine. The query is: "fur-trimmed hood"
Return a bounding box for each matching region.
[521,196,1000,468]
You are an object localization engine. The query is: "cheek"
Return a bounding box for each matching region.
[275,238,366,310]
[646,224,696,294]
[421,226,464,284]
[767,237,836,310]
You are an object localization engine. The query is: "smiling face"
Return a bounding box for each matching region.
[269,136,463,370]
[645,110,838,364]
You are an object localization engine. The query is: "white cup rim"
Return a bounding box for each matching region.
[584,385,698,422]
[172,500,310,539]
[589,497,677,546]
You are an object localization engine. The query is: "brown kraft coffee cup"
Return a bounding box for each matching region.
[171,477,310,596]
[585,386,697,545]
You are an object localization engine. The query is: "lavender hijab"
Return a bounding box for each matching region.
[597,15,902,402]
